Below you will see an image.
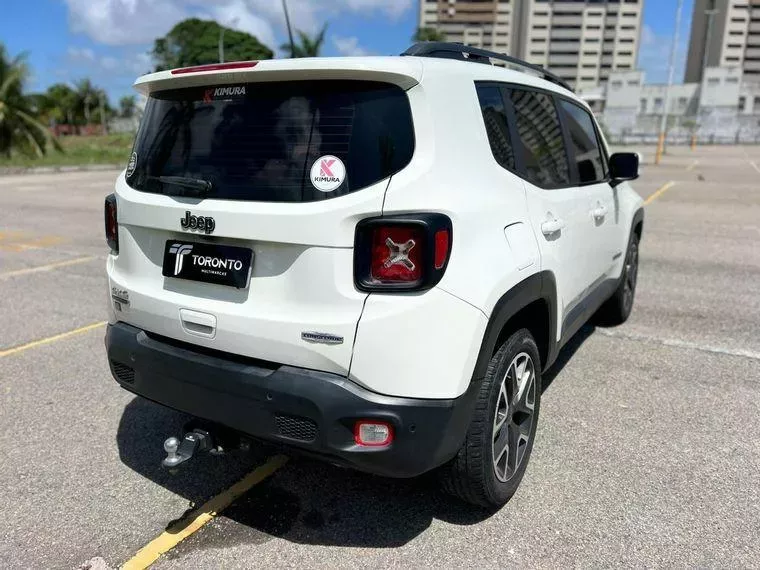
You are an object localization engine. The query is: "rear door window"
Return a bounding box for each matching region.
[127,80,414,202]
[508,89,571,188]
[558,99,607,184]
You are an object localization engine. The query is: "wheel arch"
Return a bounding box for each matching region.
[471,271,558,381]
[632,207,645,240]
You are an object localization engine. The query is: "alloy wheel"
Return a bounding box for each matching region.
[492,352,536,483]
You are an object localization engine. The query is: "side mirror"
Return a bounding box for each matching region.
[609,152,639,185]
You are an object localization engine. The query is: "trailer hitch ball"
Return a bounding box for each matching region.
[163,437,181,467]
[161,429,212,469]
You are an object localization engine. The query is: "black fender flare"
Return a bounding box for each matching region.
[471,271,558,382]
[632,207,645,238]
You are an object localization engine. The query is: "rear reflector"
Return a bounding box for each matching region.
[171,61,258,75]
[354,421,394,447]
[370,226,424,283]
[434,229,450,269]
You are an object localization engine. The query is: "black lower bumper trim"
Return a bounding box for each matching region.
[105,322,479,478]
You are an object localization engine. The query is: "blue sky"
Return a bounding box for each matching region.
[0,0,693,104]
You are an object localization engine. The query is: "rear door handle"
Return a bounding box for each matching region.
[592,205,608,220]
[541,218,566,236]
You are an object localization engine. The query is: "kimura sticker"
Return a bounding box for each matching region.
[126,152,137,177]
[310,155,346,192]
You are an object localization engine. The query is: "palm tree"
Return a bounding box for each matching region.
[281,24,327,58]
[0,44,59,158]
[413,27,446,42]
[119,95,136,118]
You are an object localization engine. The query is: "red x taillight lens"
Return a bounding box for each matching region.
[105,194,118,253]
[370,226,424,283]
[354,214,452,292]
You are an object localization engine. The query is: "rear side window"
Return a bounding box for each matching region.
[558,99,607,183]
[508,89,570,188]
[127,80,414,202]
[476,85,515,171]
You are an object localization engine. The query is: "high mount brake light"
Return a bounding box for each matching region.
[105,194,118,253]
[354,214,452,292]
[170,61,259,74]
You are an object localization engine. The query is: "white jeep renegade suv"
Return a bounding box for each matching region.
[105,43,643,507]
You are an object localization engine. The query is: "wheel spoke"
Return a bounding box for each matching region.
[493,380,509,435]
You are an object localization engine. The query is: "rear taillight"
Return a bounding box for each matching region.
[370,226,424,283]
[354,214,452,292]
[105,194,118,253]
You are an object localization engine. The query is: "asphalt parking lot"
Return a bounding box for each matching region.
[1,146,758,569]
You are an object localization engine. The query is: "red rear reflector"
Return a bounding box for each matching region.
[104,194,118,253]
[354,421,394,447]
[434,229,450,269]
[370,226,423,282]
[171,61,258,74]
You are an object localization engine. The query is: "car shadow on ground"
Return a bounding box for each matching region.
[116,324,597,549]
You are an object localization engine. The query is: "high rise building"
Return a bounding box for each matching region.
[417,0,644,89]
[685,0,760,83]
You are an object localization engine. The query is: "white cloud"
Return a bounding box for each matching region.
[637,24,689,84]
[66,45,152,78]
[332,35,370,56]
[67,46,96,62]
[62,0,414,49]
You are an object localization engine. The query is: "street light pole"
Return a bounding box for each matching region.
[282,0,296,57]
[655,0,684,165]
[219,26,226,63]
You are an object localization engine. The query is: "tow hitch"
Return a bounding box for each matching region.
[162,423,248,469]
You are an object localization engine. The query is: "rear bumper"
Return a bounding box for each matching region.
[106,322,479,478]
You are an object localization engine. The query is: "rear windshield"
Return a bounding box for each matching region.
[126,80,415,202]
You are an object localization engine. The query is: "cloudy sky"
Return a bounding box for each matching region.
[1,0,693,103]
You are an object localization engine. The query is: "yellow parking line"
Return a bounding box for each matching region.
[644,181,676,206]
[122,455,289,570]
[0,256,97,279]
[0,321,107,358]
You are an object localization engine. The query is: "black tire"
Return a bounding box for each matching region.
[596,232,640,326]
[439,329,541,508]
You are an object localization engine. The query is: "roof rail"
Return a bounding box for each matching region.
[401,42,573,93]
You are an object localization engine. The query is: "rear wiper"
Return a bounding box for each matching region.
[147,175,212,197]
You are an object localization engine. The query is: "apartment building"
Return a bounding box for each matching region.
[417,0,644,89]
[685,0,760,83]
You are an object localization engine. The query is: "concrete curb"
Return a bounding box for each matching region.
[0,164,123,176]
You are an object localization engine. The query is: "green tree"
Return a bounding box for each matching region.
[119,95,136,118]
[281,25,328,58]
[0,45,59,158]
[152,18,273,71]
[43,83,78,124]
[413,27,446,42]
[71,79,112,125]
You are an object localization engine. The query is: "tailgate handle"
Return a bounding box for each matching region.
[179,309,217,339]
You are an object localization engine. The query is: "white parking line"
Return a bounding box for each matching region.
[686,159,699,171]
[598,329,760,362]
[0,256,97,279]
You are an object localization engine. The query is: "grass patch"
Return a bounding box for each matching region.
[0,133,134,168]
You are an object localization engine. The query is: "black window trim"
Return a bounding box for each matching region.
[474,81,610,190]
